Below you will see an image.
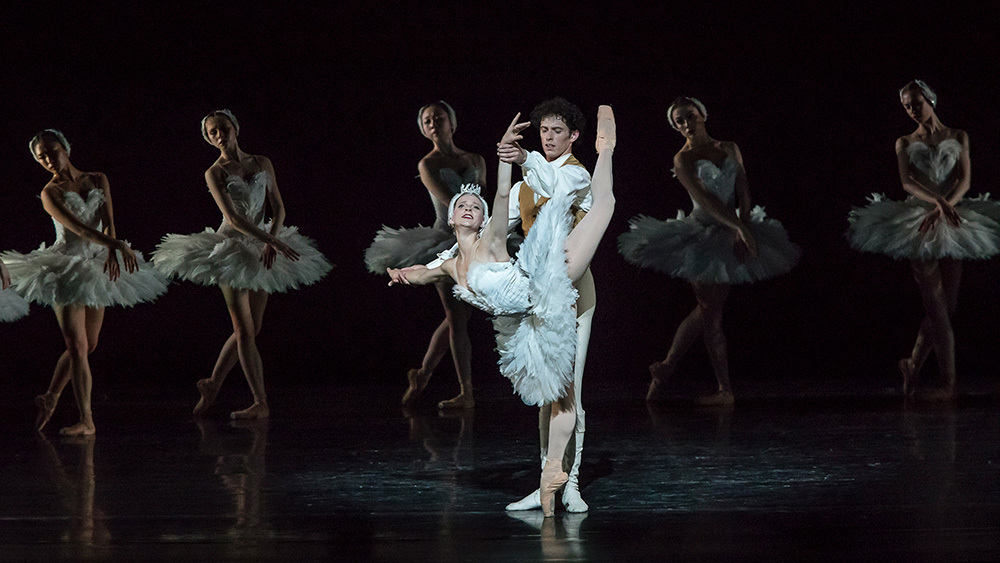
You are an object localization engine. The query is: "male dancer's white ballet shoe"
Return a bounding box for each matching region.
[539,458,568,517]
[505,488,541,511]
[595,105,616,153]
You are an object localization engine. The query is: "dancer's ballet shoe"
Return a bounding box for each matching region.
[401,368,431,406]
[539,459,568,518]
[562,479,589,513]
[231,403,269,420]
[913,385,956,403]
[438,393,474,410]
[193,378,221,416]
[898,358,918,397]
[35,393,58,432]
[505,489,541,511]
[59,419,95,436]
[595,105,616,153]
[693,390,735,406]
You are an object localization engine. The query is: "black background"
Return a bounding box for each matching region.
[3,2,999,401]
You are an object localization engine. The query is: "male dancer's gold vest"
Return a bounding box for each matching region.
[518,154,588,234]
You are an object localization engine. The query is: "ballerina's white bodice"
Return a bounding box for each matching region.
[454,261,531,316]
[431,167,479,230]
[907,139,961,189]
[689,157,739,221]
[218,172,269,233]
[53,189,104,251]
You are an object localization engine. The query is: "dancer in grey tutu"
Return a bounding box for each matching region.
[847,81,1000,400]
[4,129,168,435]
[365,101,485,409]
[153,110,331,419]
[620,97,799,405]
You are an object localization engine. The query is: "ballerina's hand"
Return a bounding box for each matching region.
[0,261,10,290]
[263,239,300,268]
[733,224,758,263]
[261,243,277,269]
[387,267,409,286]
[919,207,943,234]
[937,198,961,228]
[104,244,137,281]
[497,113,530,164]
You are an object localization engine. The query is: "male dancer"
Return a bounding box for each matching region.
[499,97,594,513]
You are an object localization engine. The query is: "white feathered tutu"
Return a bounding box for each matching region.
[452,189,578,406]
[1,190,168,308]
[0,288,29,321]
[152,172,332,292]
[847,194,1000,260]
[619,206,800,284]
[364,226,455,273]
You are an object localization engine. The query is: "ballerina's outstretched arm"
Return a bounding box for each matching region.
[563,105,617,283]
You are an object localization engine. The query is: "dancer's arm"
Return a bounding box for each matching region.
[94,172,138,280]
[206,165,299,261]
[258,156,301,268]
[478,114,525,262]
[387,263,452,286]
[896,136,962,231]
[674,151,757,256]
[0,259,10,290]
[941,131,971,205]
[731,143,752,220]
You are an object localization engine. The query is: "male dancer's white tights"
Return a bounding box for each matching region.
[507,267,595,513]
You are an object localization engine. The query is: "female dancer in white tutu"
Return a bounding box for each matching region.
[0,258,30,322]
[153,110,331,419]
[3,129,168,435]
[388,106,615,516]
[365,101,485,409]
[847,81,1000,400]
[620,97,799,406]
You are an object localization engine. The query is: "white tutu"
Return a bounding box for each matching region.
[618,157,800,284]
[847,194,1000,260]
[364,226,455,273]
[152,172,332,292]
[0,288,29,321]
[1,190,167,308]
[453,189,578,406]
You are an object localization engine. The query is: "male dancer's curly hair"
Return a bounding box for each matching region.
[529,97,586,135]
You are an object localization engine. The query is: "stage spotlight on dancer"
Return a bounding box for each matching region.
[365,101,486,410]
[619,97,799,406]
[388,106,616,517]
[153,110,332,420]
[3,129,168,435]
[848,81,1000,401]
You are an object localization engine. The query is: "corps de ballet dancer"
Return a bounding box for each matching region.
[365,101,485,409]
[388,106,616,516]
[847,81,1000,401]
[619,97,800,406]
[3,129,168,435]
[152,110,332,420]
[500,98,594,514]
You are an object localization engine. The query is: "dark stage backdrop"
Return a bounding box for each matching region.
[2,3,999,400]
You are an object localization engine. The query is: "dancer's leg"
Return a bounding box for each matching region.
[196,289,268,415]
[693,282,734,405]
[539,387,576,516]
[36,351,71,431]
[54,305,104,436]
[438,292,475,409]
[565,107,616,283]
[901,259,961,395]
[403,282,454,405]
[220,285,270,419]
[562,268,594,512]
[648,297,704,401]
[910,260,956,400]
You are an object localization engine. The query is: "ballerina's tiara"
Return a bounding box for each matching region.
[447,183,489,226]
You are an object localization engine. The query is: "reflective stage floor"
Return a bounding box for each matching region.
[1,383,998,561]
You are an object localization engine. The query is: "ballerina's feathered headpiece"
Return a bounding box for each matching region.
[667,97,708,131]
[29,129,71,157]
[201,109,241,144]
[447,183,490,227]
[900,79,937,108]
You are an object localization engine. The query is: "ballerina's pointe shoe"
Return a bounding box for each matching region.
[401,368,431,406]
[505,489,541,511]
[231,402,269,420]
[437,393,475,410]
[35,393,58,432]
[898,359,915,397]
[539,459,569,518]
[595,105,616,153]
[193,378,221,416]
